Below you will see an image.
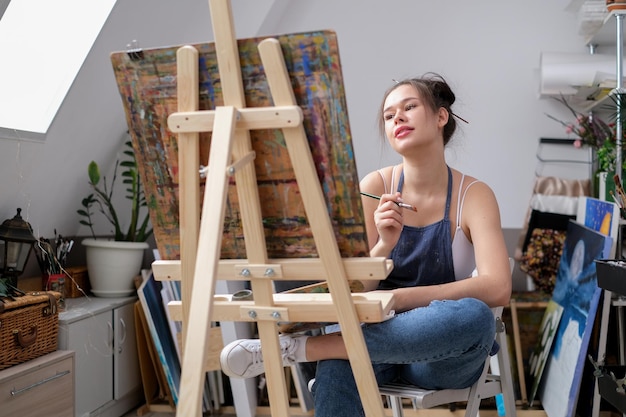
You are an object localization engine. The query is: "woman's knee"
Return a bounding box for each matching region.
[458,298,494,326]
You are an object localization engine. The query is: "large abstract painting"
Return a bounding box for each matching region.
[110,31,368,261]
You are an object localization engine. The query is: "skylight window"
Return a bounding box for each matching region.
[0,0,117,140]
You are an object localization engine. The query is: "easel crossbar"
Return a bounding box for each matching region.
[167,291,396,323]
[168,105,303,132]
[152,258,393,282]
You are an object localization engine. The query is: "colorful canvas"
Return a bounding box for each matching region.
[528,299,563,406]
[536,220,611,417]
[109,31,368,261]
[573,196,620,415]
[576,196,620,257]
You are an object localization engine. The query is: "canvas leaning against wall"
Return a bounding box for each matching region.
[531,219,612,417]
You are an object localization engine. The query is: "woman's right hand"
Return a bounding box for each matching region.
[372,192,404,255]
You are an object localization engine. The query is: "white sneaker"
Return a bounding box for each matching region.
[220,335,305,379]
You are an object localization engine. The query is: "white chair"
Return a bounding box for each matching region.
[379,306,517,417]
[378,260,517,417]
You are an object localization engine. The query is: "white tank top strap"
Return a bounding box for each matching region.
[455,176,481,226]
[377,165,399,194]
[377,169,388,194]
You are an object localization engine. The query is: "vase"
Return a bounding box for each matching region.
[597,170,626,202]
[597,171,614,201]
[82,238,148,297]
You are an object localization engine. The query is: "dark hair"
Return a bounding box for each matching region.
[378,73,458,145]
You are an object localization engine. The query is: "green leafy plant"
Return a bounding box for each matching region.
[77,140,152,242]
[0,276,25,298]
[596,136,626,173]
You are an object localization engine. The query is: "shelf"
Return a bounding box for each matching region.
[585,9,626,46]
[540,10,626,112]
[539,10,626,112]
[568,85,614,113]
[538,51,622,110]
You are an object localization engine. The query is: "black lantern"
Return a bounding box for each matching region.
[0,208,37,288]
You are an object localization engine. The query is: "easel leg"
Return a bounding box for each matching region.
[176,106,239,417]
[176,45,201,333]
[510,299,528,407]
[218,280,257,417]
[258,38,386,417]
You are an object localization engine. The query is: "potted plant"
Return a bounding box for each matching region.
[78,139,153,297]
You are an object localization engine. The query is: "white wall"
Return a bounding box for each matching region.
[259,0,593,228]
[0,0,599,240]
[0,0,212,238]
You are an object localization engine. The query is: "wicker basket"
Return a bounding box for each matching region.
[0,291,61,370]
[64,266,90,297]
[42,266,90,298]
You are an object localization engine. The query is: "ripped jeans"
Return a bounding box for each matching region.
[309,297,496,417]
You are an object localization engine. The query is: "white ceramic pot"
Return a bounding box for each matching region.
[82,238,149,297]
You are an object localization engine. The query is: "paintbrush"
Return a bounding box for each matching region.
[613,174,626,208]
[610,190,624,209]
[360,192,417,212]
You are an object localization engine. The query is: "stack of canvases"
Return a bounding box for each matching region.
[0,291,61,370]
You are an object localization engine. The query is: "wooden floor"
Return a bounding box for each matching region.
[124,404,626,416]
[124,405,552,417]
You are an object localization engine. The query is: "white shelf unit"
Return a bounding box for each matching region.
[588,11,626,417]
[539,9,626,115]
[586,10,625,175]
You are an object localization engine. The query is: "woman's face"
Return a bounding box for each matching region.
[382,84,445,153]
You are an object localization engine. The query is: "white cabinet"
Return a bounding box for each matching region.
[58,296,141,417]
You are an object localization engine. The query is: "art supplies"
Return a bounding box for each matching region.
[613,174,626,209]
[360,191,418,212]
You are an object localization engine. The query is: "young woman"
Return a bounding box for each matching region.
[220,73,512,417]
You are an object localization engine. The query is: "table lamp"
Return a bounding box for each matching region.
[0,208,36,292]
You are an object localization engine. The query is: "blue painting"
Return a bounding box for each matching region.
[539,220,611,417]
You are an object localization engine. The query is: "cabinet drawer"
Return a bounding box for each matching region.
[0,351,74,417]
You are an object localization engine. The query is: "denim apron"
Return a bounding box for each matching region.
[378,166,455,289]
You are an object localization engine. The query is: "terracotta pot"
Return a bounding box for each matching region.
[607,0,626,12]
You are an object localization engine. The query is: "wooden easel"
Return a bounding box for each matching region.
[151,1,395,416]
